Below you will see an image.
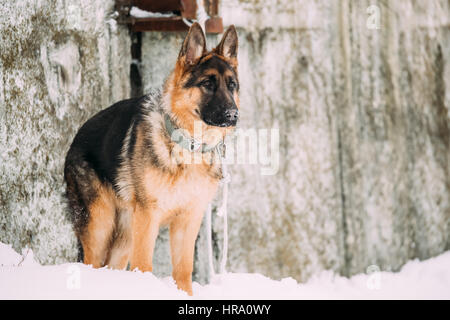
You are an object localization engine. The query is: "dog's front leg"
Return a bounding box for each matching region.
[130,203,160,272]
[169,207,204,296]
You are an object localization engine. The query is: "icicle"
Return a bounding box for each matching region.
[205,203,215,279]
[205,142,230,280]
[216,149,230,274]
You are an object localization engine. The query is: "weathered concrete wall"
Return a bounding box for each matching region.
[224,0,450,280]
[334,0,450,276]
[140,0,450,282]
[0,0,449,285]
[0,0,130,263]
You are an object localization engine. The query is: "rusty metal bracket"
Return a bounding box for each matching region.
[115,0,223,33]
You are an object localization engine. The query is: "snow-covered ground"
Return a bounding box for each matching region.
[0,242,449,299]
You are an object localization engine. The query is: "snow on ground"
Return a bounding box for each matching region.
[0,242,449,299]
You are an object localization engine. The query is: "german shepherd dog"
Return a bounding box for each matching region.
[64,23,239,295]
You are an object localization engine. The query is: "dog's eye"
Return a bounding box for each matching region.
[201,79,214,91]
[228,80,237,91]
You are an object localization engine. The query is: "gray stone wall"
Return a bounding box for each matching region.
[0,0,130,263]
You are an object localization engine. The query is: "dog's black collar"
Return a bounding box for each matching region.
[164,114,222,153]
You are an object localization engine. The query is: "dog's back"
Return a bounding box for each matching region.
[64,95,146,236]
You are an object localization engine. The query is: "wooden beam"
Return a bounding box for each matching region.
[205,17,223,34]
[130,17,189,32]
[132,0,182,13]
[205,0,219,17]
[116,0,223,33]
[180,0,196,19]
[131,0,197,19]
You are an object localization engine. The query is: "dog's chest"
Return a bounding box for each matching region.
[143,166,219,216]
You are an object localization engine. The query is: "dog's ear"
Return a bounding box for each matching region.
[216,25,238,59]
[179,22,206,65]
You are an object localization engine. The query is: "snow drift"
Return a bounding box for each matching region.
[0,242,449,299]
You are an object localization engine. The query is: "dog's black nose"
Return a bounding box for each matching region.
[224,109,239,121]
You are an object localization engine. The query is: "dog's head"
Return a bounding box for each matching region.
[166,23,239,134]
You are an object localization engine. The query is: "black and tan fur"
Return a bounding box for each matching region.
[64,23,239,295]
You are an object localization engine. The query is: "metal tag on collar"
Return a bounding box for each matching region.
[216,140,226,158]
[189,138,201,152]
